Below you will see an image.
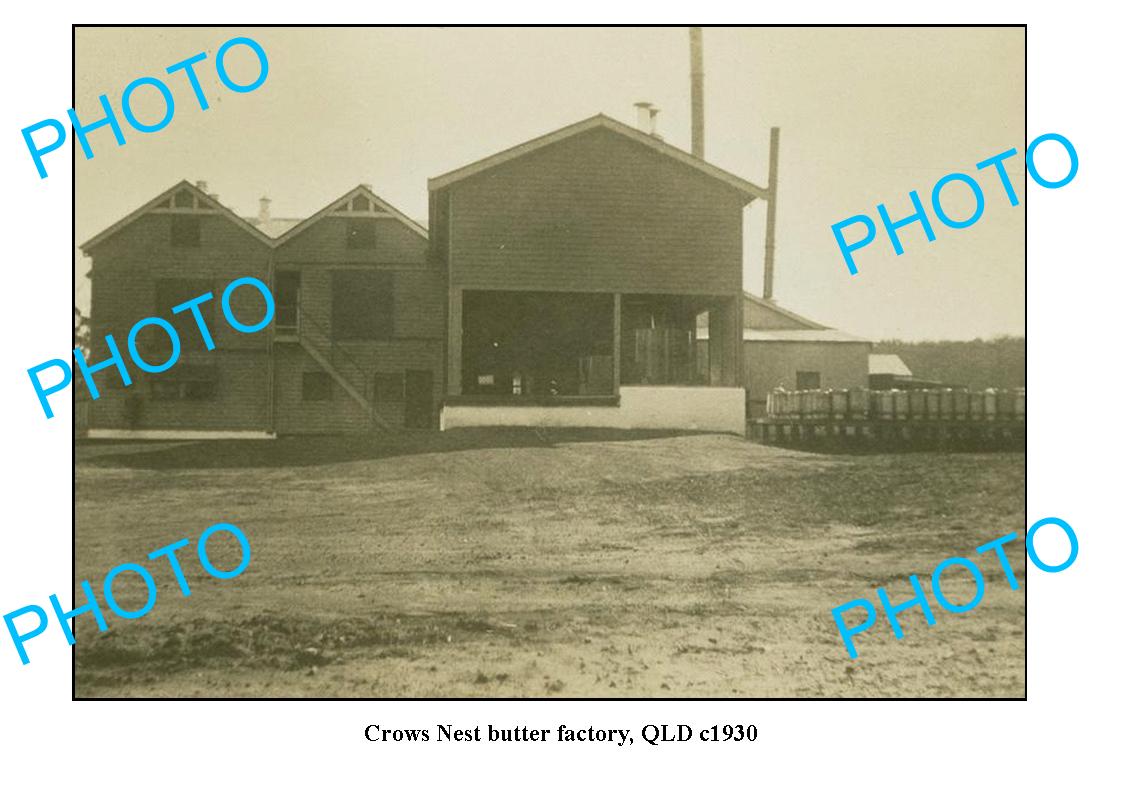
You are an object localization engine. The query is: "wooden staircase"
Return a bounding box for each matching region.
[287,302,391,431]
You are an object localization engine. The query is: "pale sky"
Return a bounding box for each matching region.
[74,26,1025,341]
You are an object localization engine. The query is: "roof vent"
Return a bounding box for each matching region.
[633,102,662,141]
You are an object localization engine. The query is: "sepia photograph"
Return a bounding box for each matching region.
[72,25,1026,698]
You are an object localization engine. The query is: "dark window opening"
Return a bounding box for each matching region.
[302,372,333,401]
[170,216,201,247]
[275,271,301,331]
[183,380,217,400]
[151,382,181,401]
[346,218,377,249]
[373,372,404,402]
[796,371,821,390]
[173,189,194,208]
[351,195,371,212]
[331,270,393,340]
[150,366,217,401]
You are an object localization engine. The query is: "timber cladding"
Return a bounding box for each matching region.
[88,213,272,353]
[442,128,745,294]
[744,341,872,417]
[85,213,274,432]
[84,191,446,433]
[275,216,427,265]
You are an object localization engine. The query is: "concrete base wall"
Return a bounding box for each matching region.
[87,429,276,440]
[441,386,745,435]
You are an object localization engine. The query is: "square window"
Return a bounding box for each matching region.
[331,270,393,340]
[151,381,182,400]
[171,216,201,247]
[155,279,213,350]
[346,218,377,249]
[373,372,404,402]
[151,366,217,401]
[796,371,821,390]
[302,372,333,402]
[184,380,216,401]
[351,195,371,212]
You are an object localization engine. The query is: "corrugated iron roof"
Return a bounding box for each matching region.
[869,354,913,376]
[743,328,869,343]
[244,217,304,238]
[696,327,868,343]
[742,291,827,330]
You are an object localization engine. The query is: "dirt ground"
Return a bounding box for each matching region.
[74,430,1026,698]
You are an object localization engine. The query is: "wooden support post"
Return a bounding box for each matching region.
[447,287,462,396]
[733,292,744,388]
[612,293,621,395]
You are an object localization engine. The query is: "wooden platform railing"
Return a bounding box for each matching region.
[753,387,1025,450]
[765,387,1025,423]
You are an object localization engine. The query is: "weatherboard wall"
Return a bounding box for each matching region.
[442,127,746,295]
[84,212,273,432]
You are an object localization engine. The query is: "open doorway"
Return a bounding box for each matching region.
[462,291,614,398]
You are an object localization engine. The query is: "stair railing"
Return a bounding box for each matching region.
[294,299,373,403]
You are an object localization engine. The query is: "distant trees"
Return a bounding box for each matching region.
[872,336,1026,391]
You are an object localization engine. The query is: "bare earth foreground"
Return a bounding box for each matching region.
[74,430,1026,698]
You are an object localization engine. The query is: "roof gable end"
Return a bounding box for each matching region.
[80,180,275,253]
[428,114,768,203]
[743,291,828,330]
[272,184,428,245]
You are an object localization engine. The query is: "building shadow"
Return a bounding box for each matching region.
[76,427,712,470]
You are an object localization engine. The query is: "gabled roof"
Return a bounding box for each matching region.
[697,326,868,343]
[245,217,304,239]
[743,291,827,330]
[80,180,276,253]
[428,114,769,203]
[744,328,869,343]
[80,182,429,255]
[869,354,913,377]
[272,184,428,245]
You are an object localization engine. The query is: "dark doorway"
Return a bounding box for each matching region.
[404,370,434,428]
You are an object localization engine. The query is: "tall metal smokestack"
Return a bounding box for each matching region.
[689,27,705,159]
[763,127,780,300]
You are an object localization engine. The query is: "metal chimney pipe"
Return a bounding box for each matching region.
[634,101,654,134]
[763,127,780,300]
[689,27,705,159]
[258,196,272,224]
